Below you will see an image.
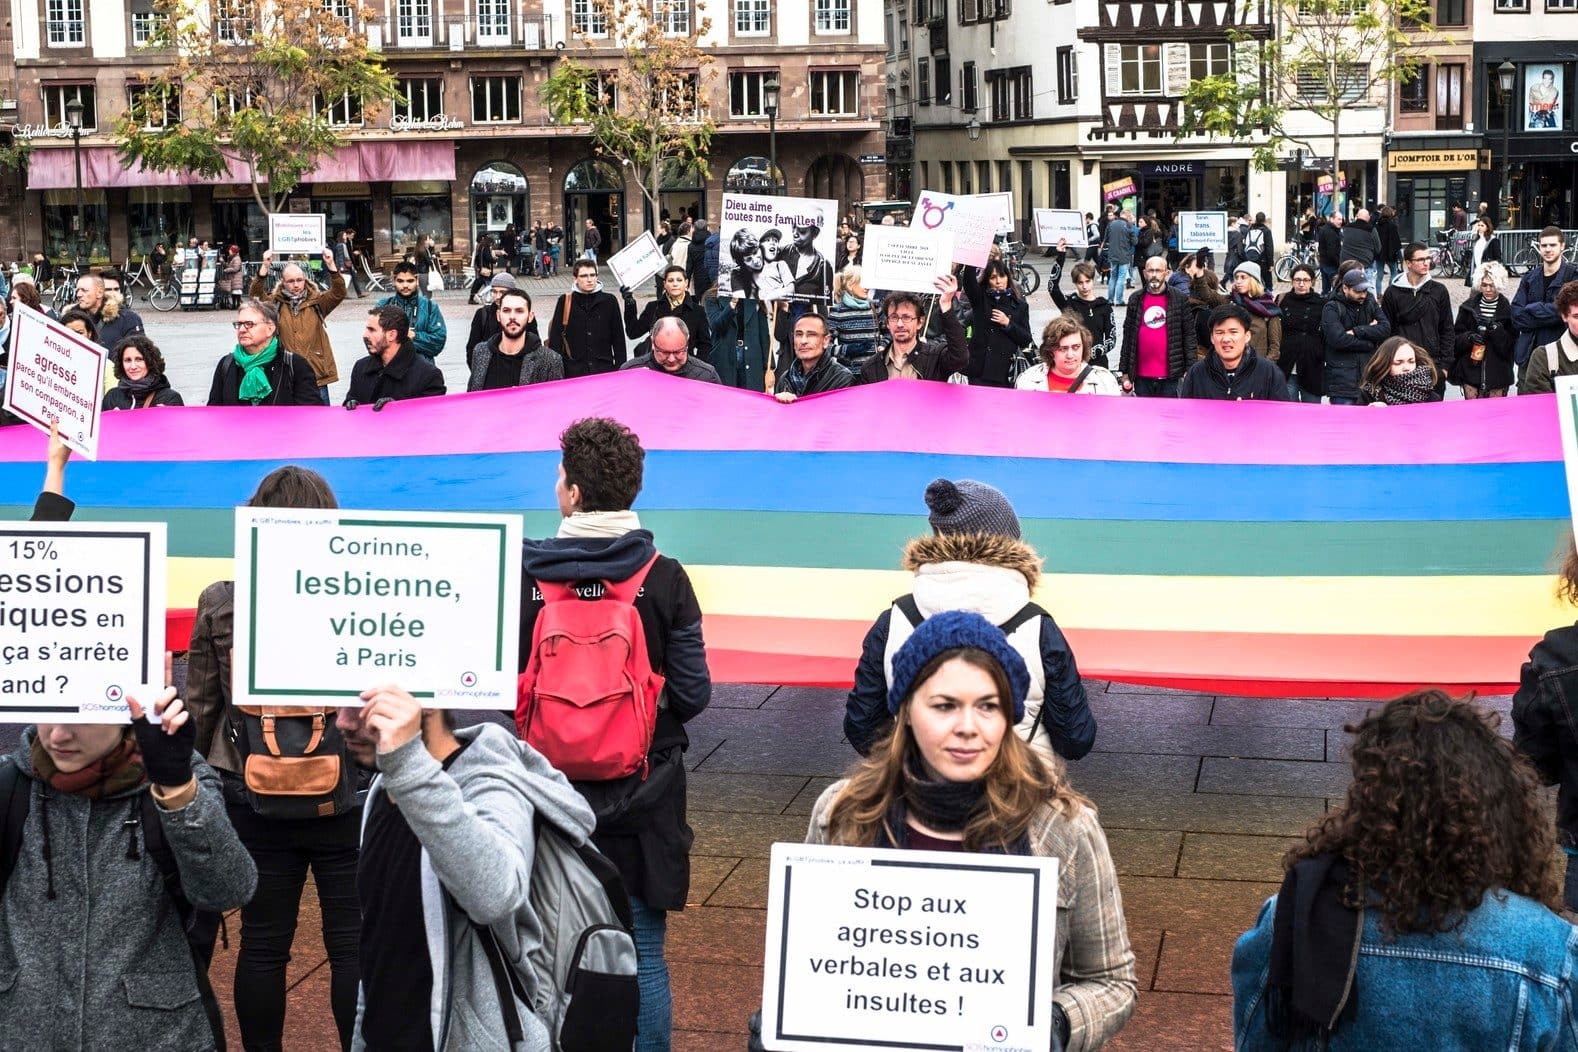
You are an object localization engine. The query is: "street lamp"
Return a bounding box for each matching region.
[967,116,981,142]
[763,75,781,195]
[64,94,86,270]
[1498,60,1516,226]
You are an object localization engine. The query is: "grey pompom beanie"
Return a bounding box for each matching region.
[924,478,1021,539]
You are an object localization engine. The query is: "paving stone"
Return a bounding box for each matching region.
[690,810,812,858]
[1094,720,1325,761]
[1197,757,1352,799]
[1065,752,1200,795]
[1153,928,1243,995]
[1210,696,1373,729]
[760,686,849,711]
[708,683,779,708]
[1106,991,1234,1052]
[689,772,813,815]
[1104,828,1182,878]
[1089,692,1216,725]
[783,777,839,815]
[1126,925,1165,989]
[1177,833,1301,884]
[675,1030,754,1052]
[1088,787,1326,837]
[1119,876,1278,936]
[670,960,763,1035]
[688,856,741,906]
[706,858,772,908]
[668,906,767,966]
[1105,681,1218,696]
[693,735,856,777]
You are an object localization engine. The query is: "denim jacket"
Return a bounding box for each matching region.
[1232,889,1578,1051]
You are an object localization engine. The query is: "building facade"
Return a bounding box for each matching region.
[0,0,887,264]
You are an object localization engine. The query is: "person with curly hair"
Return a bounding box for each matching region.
[1233,689,1573,1049]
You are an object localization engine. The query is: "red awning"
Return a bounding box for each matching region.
[26,140,457,190]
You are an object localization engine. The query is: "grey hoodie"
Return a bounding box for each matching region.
[0,728,257,1051]
[351,721,597,1052]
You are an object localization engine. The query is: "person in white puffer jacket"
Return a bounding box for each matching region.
[1017,315,1124,395]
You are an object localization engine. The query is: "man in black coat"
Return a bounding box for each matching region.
[1316,213,1344,295]
[1178,303,1290,400]
[464,272,516,369]
[621,266,712,360]
[547,259,625,377]
[207,299,323,406]
[856,276,967,383]
[1381,241,1456,392]
[1340,208,1383,290]
[1321,269,1391,404]
[685,220,711,292]
[775,312,856,401]
[618,317,721,383]
[344,304,446,408]
[1117,255,1195,396]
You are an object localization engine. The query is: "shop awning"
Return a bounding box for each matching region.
[26,140,456,190]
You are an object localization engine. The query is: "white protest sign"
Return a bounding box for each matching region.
[717,193,840,302]
[861,223,955,295]
[761,842,1058,1052]
[978,190,1016,236]
[1556,376,1578,541]
[233,508,523,708]
[0,522,167,724]
[3,304,108,459]
[268,212,327,255]
[607,231,669,291]
[1033,208,1087,248]
[912,192,998,268]
[1175,211,1229,253]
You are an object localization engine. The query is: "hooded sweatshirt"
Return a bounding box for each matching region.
[351,722,597,1052]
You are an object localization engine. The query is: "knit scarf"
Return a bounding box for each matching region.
[1265,853,1362,1041]
[232,337,279,404]
[1236,292,1282,319]
[556,510,642,539]
[785,357,817,394]
[282,283,311,315]
[30,734,144,800]
[841,291,870,310]
[900,749,986,834]
[1372,366,1436,405]
[115,373,162,403]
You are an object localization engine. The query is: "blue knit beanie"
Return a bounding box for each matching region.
[887,610,1029,722]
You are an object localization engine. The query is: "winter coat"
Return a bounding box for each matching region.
[960,270,1033,388]
[1316,222,1344,268]
[825,294,880,364]
[0,729,257,1051]
[807,784,1136,1052]
[102,375,184,410]
[546,290,625,373]
[1512,261,1578,367]
[1376,215,1402,266]
[856,309,969,383]
[1449,294,1515,394]
[1381,275,1456,375]
[1232,293,1282,363]
[1321,294,1391,401]
[93,304,145,354]
[1189,288,1228,357]
[254,272,348,384]
[622,293,713,361]
[465,305,502,369]
[706,294,771,391]
[519,527,711,910]
[1102,218,1137,267]
[619,352,722,383]
[1177,349,1290,400]
[1467,234,1502,285]
[350,723,599,1052]
[344,340,446,405]
[845,532,1096,761]
[773,352,856,397]
[218,254,246,295]
[206,348,322,406]
[1048,274,1115,369]
[1520,332,1578,395]
[186,581,241,776]
[467,332,564,392]
[1119,285,1194,381]
[1338,220,1381,267]
[375,291,448,360]
[1015,362,1123,395]
[1514,623,1578,845]
[1276,289,1326,392]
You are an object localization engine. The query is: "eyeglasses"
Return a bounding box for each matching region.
[887,314,919,323]
[232,320,262,331]
[1408,256,1431,263]
[652,347,687,358]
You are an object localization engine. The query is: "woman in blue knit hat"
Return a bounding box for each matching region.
[808,610,1136,1052]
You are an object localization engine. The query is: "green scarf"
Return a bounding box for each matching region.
[232,336,279,404]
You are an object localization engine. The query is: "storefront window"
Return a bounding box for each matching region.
[724,156,784,195]
[470,161,529,248]
[393,195,454,252]
[43,189,109,263]
[1203,162,1246,216]
[127,188,193,261]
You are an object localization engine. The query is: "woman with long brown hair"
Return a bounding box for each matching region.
[807,610,1136,1050]
[1234,690,1572,1048]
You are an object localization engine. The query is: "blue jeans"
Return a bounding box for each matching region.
[1131,377,1177,397]
[630,896,671,1052]
[1320,265,1337,296]
[1107,263,1132,305]
[1328,396,1358,405]
[317,386,331,406]
[1367,263,1382,295]
[1285,377,1322,403]
[1565,849,1578,911]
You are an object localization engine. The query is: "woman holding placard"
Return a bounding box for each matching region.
[806,611,1137,1051]
[960,259,1033,388]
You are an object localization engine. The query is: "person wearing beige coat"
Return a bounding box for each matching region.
[249,248,349,399]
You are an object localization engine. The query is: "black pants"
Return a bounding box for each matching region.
[225,801,363,1052]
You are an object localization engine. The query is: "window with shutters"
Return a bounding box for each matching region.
[396,0,432,42]
[934,57,951,103]
[1012,67,1032,118]
[1056,46,1076,103]
[1118,44,1161,95]
[1399,66,1428,111]
[1435,63,1463,129]
[46,0,85,45]
[917,58,930,105]
[988,69,1009,120]
[572,0,607,35]
[1296,62,1368,102]
[961,61,977,111]
[1189,42,1230,82]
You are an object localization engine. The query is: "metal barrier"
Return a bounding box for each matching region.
[1492,228,1578,275]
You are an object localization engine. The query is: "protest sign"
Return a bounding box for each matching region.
[861,223,955,295]
[912,192,999,267]
[607,231,670,291]
[2,303,108,459]
[1032,208,1087,248]
[718,192,839,302]
[761,842,1058,1052]
[1176,211,1229,253]
[1103,177,1137,205]
[0,522,167,723]
[1556,376,1578,541]
[977,190,1015,236]
[233,508,523,708]
[268,212,327,255]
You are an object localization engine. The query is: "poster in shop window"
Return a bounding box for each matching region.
[1526,64,1563,132]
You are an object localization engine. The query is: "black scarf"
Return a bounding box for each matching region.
[900,749,984,833]
[1265,853,1363,1041]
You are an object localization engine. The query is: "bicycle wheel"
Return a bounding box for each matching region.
[1016,263,1040,296]
[149,283,178,312]
[1512,244,1539,276]
[1273,254,1295,283]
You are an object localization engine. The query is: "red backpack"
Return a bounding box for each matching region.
[516,554,664,781]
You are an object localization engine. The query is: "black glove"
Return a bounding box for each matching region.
[372,397,395,412]
[130,712,197,788]
[1050,1003,1069,1052]
[344,399,360,410]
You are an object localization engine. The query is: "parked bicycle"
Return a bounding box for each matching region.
[125,257,179,312]
[1273,241,1318,283]
[44,265,80,314]
[1428,228,1473,279]
[1510,234,1578,276]
[1001,241,1041,296]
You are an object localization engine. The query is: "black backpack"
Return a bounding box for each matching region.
[0,761,228,1048]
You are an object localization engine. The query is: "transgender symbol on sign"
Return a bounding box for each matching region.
[918,197,955,229]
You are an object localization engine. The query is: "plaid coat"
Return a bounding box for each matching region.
[807,782,1137,1051]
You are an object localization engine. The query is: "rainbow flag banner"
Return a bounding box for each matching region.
[1,373,1568,697]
